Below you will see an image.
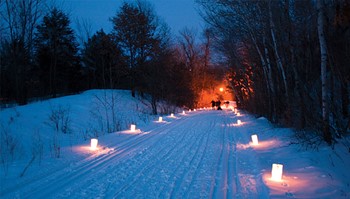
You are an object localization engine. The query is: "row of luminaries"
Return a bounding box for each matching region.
[229,107,283,182]
[89,109,202,150]
[230,108,284,182]
[90,107,284,182]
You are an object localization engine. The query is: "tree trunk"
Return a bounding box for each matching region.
[269,1,288,98]
[341,82,348,118]
[317,0,332,144]
[109,63,113,89]
[151,95,158,115]
[248,29,275,120]
[263,35,277,122]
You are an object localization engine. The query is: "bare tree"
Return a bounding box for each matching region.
[1,0,45,55]
[178,28,203,107]
[0,0,46,104]
[317,0,331,144]
[179,28,199,71]
[75,17,93,45]
[268,0,288,98]
[197,0,350,144]
[178,27,221,108]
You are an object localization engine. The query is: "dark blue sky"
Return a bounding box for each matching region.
[61,0,204,37]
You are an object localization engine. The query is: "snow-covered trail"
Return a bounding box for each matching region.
[2,110,271,198]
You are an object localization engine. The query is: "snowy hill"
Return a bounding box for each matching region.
[0,90,349,198]
[1,90,158,154]
[0,90,165,179]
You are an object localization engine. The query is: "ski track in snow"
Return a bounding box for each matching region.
[2,110,272,198]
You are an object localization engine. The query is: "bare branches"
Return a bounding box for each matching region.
[46,105,71,134]
[75,17,92,45]
[1,0,45,44]
[198,0,350,145]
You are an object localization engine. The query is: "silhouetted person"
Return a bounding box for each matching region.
[211,100,216,108]
[216,100,222,110]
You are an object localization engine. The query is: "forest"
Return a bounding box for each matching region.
[197,0,349,145]
[1,0,349,145]
[0,0,222,112]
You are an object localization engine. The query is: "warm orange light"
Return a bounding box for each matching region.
[237,112,241,116]
[131,124,136,132]
[271,163,283,181]
[90,138,98,150]
[251,134,259,145]
[219,87,224,92]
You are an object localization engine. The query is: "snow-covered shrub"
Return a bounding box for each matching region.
[19,130,43,177]
[134,103,151,123]
[46,105,71,134]
[0,123,20,174]
[50,132,61,158]
[292,130,323,150]
[81,128,91,140]
[31,130,44,164]
[158,101,178,115]
[89,92,122,135]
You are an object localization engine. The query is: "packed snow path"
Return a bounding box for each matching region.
[3,109,337,198]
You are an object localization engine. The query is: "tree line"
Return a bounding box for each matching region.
[0,0,222,114]
[198,0,350,144]
[3,0,346,145]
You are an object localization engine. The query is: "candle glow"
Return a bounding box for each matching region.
[131,124,136,132]
[90,138,98,150]
[271,163,283,181]
[251,134,259,145]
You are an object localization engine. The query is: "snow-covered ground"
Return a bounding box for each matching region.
[0,90,349,198]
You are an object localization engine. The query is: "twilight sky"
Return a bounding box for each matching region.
[59,0,204,37]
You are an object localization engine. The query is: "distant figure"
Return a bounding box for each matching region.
[216,100,222,110]
[224,101,230,108]
[211,100,216,108]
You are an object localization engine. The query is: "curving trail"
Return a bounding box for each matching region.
[1,109,270,199]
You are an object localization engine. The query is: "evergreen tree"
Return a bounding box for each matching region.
[35,8,80,97]
[0,39,30,105]
[82,29,127,89]
[111,1,161,97]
